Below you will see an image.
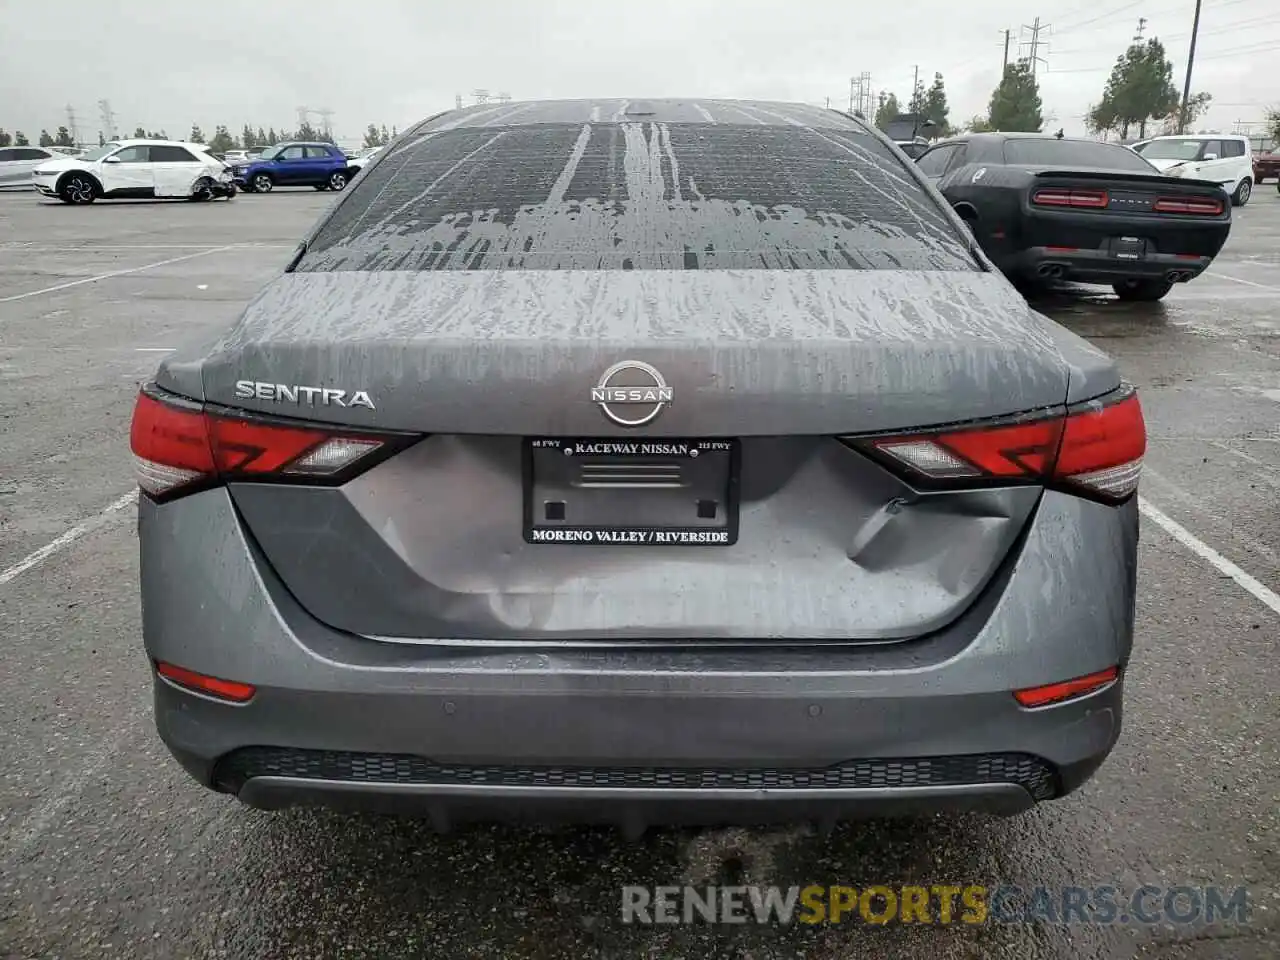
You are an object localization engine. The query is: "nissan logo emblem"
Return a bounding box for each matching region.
[590,360,673,427]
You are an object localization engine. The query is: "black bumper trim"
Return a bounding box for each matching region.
[214,747,1060,801]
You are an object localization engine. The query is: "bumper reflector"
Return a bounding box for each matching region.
[156,662,256,703]
[1014,666,1119,708]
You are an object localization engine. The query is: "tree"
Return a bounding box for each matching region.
[38,129,54,147]
[266,127,279,145]
[923,73,953,137]
[241,124,257,148]
[1268,107,1280,146]
[207,125,236,153]
[391,125,398,138]
[14,131,29,146]
[54,126,74,147]
[874,92,901,131]
[380,124,391,145]
[987,61,1043,132]
[363,123,382,148]
[964,115,993,133]
[1092,39,1179,140]
[189,124,206,143]
[296,121,319,141]
[257,126,268,145]
[0,129,10,148]
[97,131,105,146]
[133,126,147,139]
[1160,92,1212,135]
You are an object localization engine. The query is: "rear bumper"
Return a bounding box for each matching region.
[140,487,1137,827]
[1011,246,1212,285]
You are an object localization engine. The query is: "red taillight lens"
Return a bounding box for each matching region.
[848,385,1146,503]
[1054,391,1146,500]
[1152,196,1224,215]
[1032,188,1108,209]
[130,385,401,501]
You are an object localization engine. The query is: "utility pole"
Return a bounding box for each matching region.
[1179,0,1202,134]
[1002,29,1012,73]
[1020,17,1050,75]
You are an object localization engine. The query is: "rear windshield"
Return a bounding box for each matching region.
[295,123,976,272]
[1003,138,1156,172]
[1133,139,1204,161]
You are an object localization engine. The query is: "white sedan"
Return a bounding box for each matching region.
[0,145,66,189]
[31,139,234,204]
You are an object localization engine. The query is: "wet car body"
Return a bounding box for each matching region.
[132,99,1144,830]
[918,132,1231,301]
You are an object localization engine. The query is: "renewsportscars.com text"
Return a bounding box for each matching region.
[621,884,1250,926]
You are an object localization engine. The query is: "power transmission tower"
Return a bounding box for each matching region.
[497,92,512,103]
[98,100,117,140]
[65,104,79,146]
[848,73,873,117]
[1134,17,1147,41]
[315,108,335,137]
[296,106,310,130]
[1019,17,1050,75]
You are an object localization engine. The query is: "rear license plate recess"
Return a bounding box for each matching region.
[523,438,739,545]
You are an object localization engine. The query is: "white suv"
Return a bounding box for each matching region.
[1130,134,1255,206]
[30,139,232,204]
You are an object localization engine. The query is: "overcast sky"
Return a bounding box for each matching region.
[1,0,1274,143]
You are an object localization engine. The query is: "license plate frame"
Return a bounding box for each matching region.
[1109,235,1149,261]
[522,438,741,546]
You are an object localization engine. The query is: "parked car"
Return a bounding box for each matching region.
[917,132,1231,301]
[894,138,930,159]
[348,145,384,172]
[230,141,355,193]
[1252,149,1280,187]
[0,145,65,189]
[30,139,236,203]
[132,98,1144,829]
[1129,134,1254,206]
[222,150,250,165]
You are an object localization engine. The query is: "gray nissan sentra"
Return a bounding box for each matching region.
[131,98,1143,830]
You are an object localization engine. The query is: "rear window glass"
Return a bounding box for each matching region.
[1003,138,1156,172]
[295,123,976,272]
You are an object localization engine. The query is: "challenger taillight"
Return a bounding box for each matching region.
[845,385,1146,503]
[1152,196,1224,215]
[1032,188,1109,209]
[130,385,413,501]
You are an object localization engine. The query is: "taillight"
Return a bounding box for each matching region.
[130,384,413,501]
[1032,188,1109,209]
[844,385,1146,503]
[1152,196,1224,215]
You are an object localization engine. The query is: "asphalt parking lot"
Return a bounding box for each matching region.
[1,185,1277,960]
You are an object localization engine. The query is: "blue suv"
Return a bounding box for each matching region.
[232,142,355,193]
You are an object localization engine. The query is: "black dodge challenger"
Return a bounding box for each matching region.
[915,133,1232,301]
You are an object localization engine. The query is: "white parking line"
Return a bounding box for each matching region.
[1138,496,1280,616]
[0,245,238,306]
[0,491,137,587]
[1211,271,1276,290]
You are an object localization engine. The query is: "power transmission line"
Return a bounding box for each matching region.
[1051,0,1142,35]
